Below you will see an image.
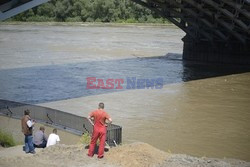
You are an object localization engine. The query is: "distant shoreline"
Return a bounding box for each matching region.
[0,21,176,28]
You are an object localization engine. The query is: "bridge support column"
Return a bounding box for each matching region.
[182,35,250,65]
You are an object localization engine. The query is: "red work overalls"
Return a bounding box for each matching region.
[87,109,110,158]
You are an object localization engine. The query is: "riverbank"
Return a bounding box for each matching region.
[0,21,175,28]
[0,142,249,167]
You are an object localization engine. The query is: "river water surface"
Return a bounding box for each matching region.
[0,23,249,161]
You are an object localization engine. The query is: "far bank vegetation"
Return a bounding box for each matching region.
[8,0,169,24]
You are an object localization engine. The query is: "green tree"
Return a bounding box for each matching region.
[54,0,73,21]
[11,0,167,23]
[12,9,35,21]
[37,3,55,18]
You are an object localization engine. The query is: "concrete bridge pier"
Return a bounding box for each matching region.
[182,35,250,65]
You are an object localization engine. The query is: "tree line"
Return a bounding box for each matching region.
[11,0,168,23]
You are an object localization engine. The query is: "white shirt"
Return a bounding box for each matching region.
[27,120,33,127]
[46,133,60,147]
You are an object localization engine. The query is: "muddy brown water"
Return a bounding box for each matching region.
[0,23,249,161]
[117,73,250,161]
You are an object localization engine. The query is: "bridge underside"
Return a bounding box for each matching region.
[0,0,49,21]
[132,0,250,64]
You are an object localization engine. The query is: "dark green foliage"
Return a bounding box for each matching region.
[11,0,169,23]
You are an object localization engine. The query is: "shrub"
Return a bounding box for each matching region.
[26,16,54,22]
[79,133,91,145]
[79,132,100,145]
[0,130,16,147]
[85,17,94,22]
[65,16,82,22]
[125,18,137,23]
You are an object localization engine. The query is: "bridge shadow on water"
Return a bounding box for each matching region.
[0,53,250,104]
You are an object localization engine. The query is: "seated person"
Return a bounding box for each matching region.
[46,128,60,147]
[33,126,47,148]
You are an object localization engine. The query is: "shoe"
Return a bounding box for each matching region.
[97,156,104,159]
[87,154,93,157]
[29,151,36,154]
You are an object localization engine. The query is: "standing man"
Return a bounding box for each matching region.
[21,109,35,154]
[33,126,47,148]
[87,102,112,159]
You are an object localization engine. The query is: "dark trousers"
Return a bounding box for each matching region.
[34,140,47,148]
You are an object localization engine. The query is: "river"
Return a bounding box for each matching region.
[0,23,249,161]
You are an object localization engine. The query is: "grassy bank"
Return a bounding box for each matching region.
[0,21,175,28]
[0,129,16,147]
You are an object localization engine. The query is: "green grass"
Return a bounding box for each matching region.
[0,129,16,147]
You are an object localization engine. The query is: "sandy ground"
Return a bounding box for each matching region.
[0,143,249,167]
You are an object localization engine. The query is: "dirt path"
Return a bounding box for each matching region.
[0,143,249,167]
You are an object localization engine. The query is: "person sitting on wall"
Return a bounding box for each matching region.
[33,126,47,148]
[46,128,60,147]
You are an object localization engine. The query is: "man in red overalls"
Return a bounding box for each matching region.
[87,102,112,158]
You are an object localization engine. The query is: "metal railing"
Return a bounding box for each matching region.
[0,99,122,147]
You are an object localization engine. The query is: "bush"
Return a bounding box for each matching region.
[125,18,138,23]
[79,133,100,145]
[79,133,91,145]
[65,16,82,22]
[0,130,16,147]
[94,18,102,22]
[116,19,126,23]
[86,17,94,22]
[26,16,54,22]
[11,0,170,24]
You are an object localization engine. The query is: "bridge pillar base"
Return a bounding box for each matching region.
[182,36,250,65]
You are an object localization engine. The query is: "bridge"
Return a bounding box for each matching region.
[1,0,250,64]
[131,0,250,64]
